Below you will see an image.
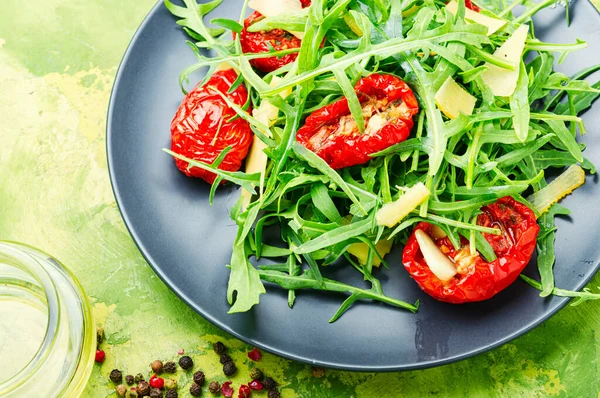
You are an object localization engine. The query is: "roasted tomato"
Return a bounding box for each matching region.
[240,0,312,73]
[171,68,253,184]
[402,197,540,304]
[296,73,419,169]
[465,0,480,11]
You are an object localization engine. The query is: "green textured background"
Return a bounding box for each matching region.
[1,1,599,397]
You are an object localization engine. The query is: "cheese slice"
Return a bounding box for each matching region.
[376,182,430,228]
[347,240,393,267]
[435,76,477,119]
[445,1,507,36]
[248,0,305,39]
[480,24,529,97]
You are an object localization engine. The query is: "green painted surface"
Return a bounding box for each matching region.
[0,1,599,397]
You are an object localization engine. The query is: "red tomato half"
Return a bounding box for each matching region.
[465,0,480,11]
[170,69,253,184]
[402,197,540,304]
[296,73,419,169]
[240,0,312,73]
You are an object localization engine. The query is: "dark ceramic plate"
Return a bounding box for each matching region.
[107,0,600,371]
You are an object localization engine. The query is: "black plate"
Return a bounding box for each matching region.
[107,0,600,371]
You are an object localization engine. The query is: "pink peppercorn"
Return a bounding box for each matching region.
[247,348,261,361]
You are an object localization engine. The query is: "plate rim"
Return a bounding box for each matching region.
[106,0,600,371]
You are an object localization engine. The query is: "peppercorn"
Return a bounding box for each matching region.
[116,384,128,397]
[165,391,178,398]
[126,390,139,398]
[239,385,251,398]
[219,354,232,364]
[95,349,106,363]
[208,381,220,394]
[151,360,164,374]
[110,369,123,383]
[263,377,276,390]
[135,373,145,383]
[267,388,281,398]
[213,342,226,355]
[164,378,177,390]
[178,355,193,370]
[311,367,325,378]
[150,388,163,398]
[126,375,135,385]
[189,383,202,397]
[97,327,105,344]
[137,381,151,396]
[193,371,205,385]
[222,361,236,376]
[163,361,177,374]
[249,367,263,380]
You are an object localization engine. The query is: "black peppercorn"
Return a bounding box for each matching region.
[126,375,135,385]
[163,361,177,373]
[263,377,276,390]
[150,388,163,398]
[213,342,226,355]
[222,361,236,376]
[151,360,164,374]
[178,355,193,370]
[208,381,220,394]
[110,369,123,383]
[190,382,202,397]
[96,327,105,344]
[165,391,178,398]
[219,354,232,364]
[193,371,205,385]
[137,381,151,396]
[268,388,281,398]
[135,373,145,383]
[249,367,263,380]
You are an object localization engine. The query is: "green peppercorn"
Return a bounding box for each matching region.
[110,369,123,383]
[268,388,281,398]
[165,391,178,398]
[116,384,127,397]
[149,388,163,398]
[212,342,226,355]
[96,327,105,345]
[137,381,151,396]
[249,367,263,380]
[222,361,236,376]
[178,355,193,370]
[219,354,232,364]
[189,383,202,397]
[135,373,145,383]
[163,361,177,373]
[126,390,139,398]
[125,375,135,385]
[208,381,220,394]
[164,378,177,390]
[193,371,205,385]
[151,360,164,374]
[263,377,276,390]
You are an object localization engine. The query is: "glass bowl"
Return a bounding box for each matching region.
[0,241,95,397]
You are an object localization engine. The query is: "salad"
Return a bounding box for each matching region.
[164,0,600,321]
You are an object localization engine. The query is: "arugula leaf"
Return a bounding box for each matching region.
[227,243,266,313]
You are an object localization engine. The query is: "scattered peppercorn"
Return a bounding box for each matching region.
[248,380,264,391]
[213,342,226,355]
[149,375,165,389]
[110,369,123,383]
[178,356,193,370]
[249,368,263,381]
[208,381,220,394]
[126,390,139,398]
[116,384,128,397]
[193,371,205,385]
[219,354,232,364]
[189,382,202,397]
[165,391,178,398]
[163,361,177,373]
[177,349,185,355]
[126,375,135,385]
[151,360,164,374]
[150,388,163,398]
[135,373,145,383]
[221,382,234,398]
[263,378,276,390]
[223,361,236,376]
[267,388,280,398]
[95,349,106,363]
[164,378,177,390]
[239,384,251,398]
[247,348,261,362]
[311,367,325,378]
[97,327,105,345]
[137,381,151,396]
